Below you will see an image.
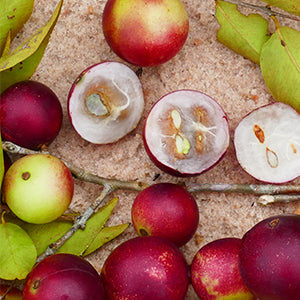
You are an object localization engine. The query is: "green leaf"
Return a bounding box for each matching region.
[0,0,63,93]
[260,26,300,111]
[0,134,4,191]
[82,224,129,256]
[18,197,128,256]
[261,0,300,17]
[215,0,269,65]
[0,0,34,56]
[0,220,37,280]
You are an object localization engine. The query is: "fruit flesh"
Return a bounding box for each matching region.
[68,62,144,144]
[144,90,229,176]
[234,102,300,183]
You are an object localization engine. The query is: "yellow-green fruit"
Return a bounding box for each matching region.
[3,154,74,224]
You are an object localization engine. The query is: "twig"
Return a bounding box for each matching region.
[220,0,300,22]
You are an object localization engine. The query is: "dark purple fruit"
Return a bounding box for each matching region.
[23,253,106,300]
[0,80,63,150]
[239,214,300,300]
[143,90,229,176]
[101,236,189,300]
[131,182,199,246]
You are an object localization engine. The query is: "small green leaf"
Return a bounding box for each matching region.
[260,26,300,111]
[82,224,129,256]
[17,197,127,256]
[0,0,63,93]
[261,0,300,17]
[0,0,34,56]
[215,0,269,65]
[0,220,37,280]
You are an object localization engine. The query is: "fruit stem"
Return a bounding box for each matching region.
[218,0,300,22]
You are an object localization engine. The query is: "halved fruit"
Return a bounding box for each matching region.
[143,90,230,176]
[68,62,144,144]
[234,102,300,183]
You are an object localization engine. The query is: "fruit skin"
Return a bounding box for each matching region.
[3,154,74,224]
[102,0,189,67]
[131,182,199,247]
[101,236,189,300]
[239,214,300,300]
[191,238,255,300]
[0,284,22,300]
[0,80,63,150]
[22,253,106,300]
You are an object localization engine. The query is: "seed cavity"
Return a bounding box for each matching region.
[266,147,279,168]
[253,124,265,143]
[175,134,191,155]
[86,93,109,117]
[22,172,31,180]
[171,109,182,129]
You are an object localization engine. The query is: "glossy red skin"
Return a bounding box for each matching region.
[239,214,300,300]
[0,284,22,299]
[101,236,189,300]
[191,238,255,300]
[0,80,63,150]
[23,253,106,300]
[132,182,199,246]
[102,0,189,67]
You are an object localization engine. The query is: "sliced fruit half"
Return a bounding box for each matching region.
[234,102,300,183]
[68,61,144,144]
[143,90,230,176]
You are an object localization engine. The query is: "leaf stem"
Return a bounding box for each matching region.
[220,0,300,22]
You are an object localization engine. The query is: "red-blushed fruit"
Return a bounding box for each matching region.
[0,80,63,150]
[131,182,199,247]
[0,284,22,300]
[191,238,255,300]
[22,253,106,300]
[239,214,300,300]
[3,154,74,224]
[101,236,189,300]
[102,0,189,67]
[143,90,230,176]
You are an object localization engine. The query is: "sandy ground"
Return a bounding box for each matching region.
[7,0,300,298]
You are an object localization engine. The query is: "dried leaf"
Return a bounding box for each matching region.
[260,26,300,111]
[215,0,269,65]
[261,0,300,17]
[0,0,34,56]
[0,0,63,93]
[0,220,37,280]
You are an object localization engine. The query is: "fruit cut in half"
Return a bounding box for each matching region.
[234,102,300,183]
[143,90,230,176]
[68,61,144,144]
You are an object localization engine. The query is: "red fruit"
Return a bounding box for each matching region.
[101,236,189,300]
[131,182,199,246]
[0,284,22,299]
[0,80,63,150]
[239,214,300,300]
[102,0,189,67]
[23,253,106,300]
[191,238,255,299]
